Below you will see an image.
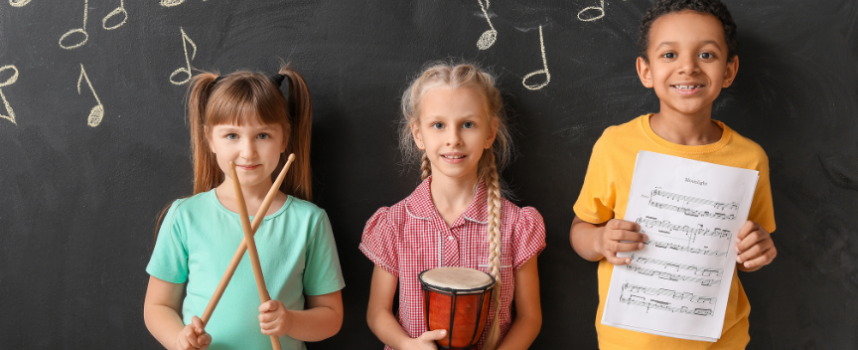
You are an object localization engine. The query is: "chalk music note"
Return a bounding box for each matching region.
[170,28,198,86]
[59,0,89,50]
[475,0,496,50]
[522,25,550,91]
[77,64,104,127]
[9,0,31,7]
[102,0,127,30]
[0,65,19,125]
[578,0,605,22]
[160,0,184,7]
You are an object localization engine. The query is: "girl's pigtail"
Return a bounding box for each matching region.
[420,153,432,181]
[481,151,503,350]
[279,66,313,201]
[188,72,222,195]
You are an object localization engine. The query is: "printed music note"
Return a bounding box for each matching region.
[102,0,127,30]
[59,0,89,50]
[9,0,31,7]
[578,0,605,22]
[475,0,496,50]
[0,65,19,125]
[170,28,198,86]
[522,26,550,91]
[77,64,104,127]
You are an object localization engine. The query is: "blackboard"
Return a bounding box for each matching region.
[1,0,857,349]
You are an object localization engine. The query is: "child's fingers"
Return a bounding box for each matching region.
[736,230,769,253]
[735,220,758,240]
[258,311,278,323]
[191,316,205,334]
[739,247,777,269]
[736,238,774,263]
[610,240,645,253]
[421,329,447,341]
[177,335,191,350]
[609,219,641,232]
[185,326,202,348]
[604,250,632,265]
[198,333,212,346]
[258,300,278,313]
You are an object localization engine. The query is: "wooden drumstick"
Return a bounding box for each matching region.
[229,161,282,350]
[199,155,294,345]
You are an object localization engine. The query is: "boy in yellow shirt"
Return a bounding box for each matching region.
[569,0,777,349]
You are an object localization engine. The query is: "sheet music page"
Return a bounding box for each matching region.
[601,151,760,341]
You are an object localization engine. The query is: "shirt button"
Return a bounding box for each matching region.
[447,236,454,241]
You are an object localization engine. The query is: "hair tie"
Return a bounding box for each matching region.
[270,73,286,87]
[214,76,224,84]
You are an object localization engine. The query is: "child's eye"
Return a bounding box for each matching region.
[257,133,270,140]
[662,52,676,59]
[226,133,238,140]
[462,121,475,129]
[699,52,714,59]
[431,122,443,129]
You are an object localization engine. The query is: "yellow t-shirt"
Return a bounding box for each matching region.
[573,114,776,350]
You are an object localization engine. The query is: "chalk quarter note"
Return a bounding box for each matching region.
[522,26,550,91]
[9,0,31,7]
[578,0,605,22]
[0,65,19,125]
[170,28,197,86]
[476,0,496,50]
[160,0,185,7]
[59,0,89,50]
[102,0,127,30]
[77,64,104,127]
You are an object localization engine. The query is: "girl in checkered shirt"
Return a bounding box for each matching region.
[360,63,547,350]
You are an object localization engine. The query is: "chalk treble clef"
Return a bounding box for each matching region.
[0,65,19,125]
[170,28,198,86]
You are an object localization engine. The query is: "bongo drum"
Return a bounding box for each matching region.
[419,267,496,350]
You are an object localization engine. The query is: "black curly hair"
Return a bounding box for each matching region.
[638,0,738,62]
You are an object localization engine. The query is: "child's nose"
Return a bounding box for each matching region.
[446,129,463,146]
[678,55,700,75]
[240,139,257,159]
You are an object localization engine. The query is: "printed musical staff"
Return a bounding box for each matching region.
[169,28,198,86]
[648,200,736,220]
[475,0,497,50]
[642,238,728,257]
[620,283,715,316]
[625,264,721,286]
[0,65,19,125]
[77,64,105,127]
[522,25,550,91]
[102,0,128,30]
[651,189,739,211]
[59,0,90,50]
[631,255,723,278]
[622,283,717,304]
[636,216,731,241]
[577,0,605,22]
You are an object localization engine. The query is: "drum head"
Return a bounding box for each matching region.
[420,267,494,293]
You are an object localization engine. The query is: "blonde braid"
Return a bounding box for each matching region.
[420,153,432,181]
[481,151,503,350]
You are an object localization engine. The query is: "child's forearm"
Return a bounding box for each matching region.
[144,303,186,350]
[569,216,606,261]
[496,311,542,350]
[281,305,343,342]
[367,308,414,349]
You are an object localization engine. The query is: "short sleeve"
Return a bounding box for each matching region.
[359,207,399,276]
[573,132,617,224]
[146,200,189,284]
[302,211,346,296]
[512,207,547,271]
[748,154,776,234]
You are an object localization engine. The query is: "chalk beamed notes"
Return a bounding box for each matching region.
[77,64,105,127]
[578,0,605,22]
[9,0,31,7]
[522,26,550,91]
[170,28,198,86]
[0,65,19,125]
[102,0,127,30]
[59,0,90,50]
[476,0,496,50]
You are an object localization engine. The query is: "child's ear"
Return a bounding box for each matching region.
[636,56,654,88]
[485,117,499,149]
[722,56,739,88]
[410,122,424,150]
[205,127,217,154]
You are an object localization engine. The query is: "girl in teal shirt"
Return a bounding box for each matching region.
[144,66,345,350]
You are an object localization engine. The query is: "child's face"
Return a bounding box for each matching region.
[636,10,739,116]
[208,119,287,188]
[412,86,498,182]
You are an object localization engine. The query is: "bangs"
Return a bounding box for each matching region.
[205,74,289,128]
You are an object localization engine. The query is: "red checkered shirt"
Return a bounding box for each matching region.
[360,176,546,350]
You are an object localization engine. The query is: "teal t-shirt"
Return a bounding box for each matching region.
[146,189,345,350]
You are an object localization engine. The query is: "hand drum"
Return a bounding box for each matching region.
[419,267,495,350]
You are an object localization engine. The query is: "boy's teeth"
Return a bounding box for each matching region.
[675,85,701,90]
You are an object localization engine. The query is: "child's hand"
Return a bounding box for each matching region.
[176,316,211,350]
[404,329,446,350]
[597,219,648,265]
[258,300,292,337]
[735,221,777,271]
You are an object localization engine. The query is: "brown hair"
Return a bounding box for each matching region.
[155,65,313,240]
[400,62,511,350]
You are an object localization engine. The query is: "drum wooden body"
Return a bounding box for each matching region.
[419,267,495,350]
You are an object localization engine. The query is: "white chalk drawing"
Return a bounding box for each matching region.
[0,65,19,125]
[169,28,198,85]
[476,0,497,50]
[522,26,550,91]
[77,64,104,127]
[102,0,127,30]
[578,0,605,22]
[160,0,185,7]
[59,0,89,50]
[9,0,32,7]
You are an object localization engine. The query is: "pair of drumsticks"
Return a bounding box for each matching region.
[198,154,296,350]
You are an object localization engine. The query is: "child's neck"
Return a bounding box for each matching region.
[429,171,479,227]
[650,107,723,146]
[215,177,286,218]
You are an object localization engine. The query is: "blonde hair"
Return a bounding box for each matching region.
[400,62,511,350]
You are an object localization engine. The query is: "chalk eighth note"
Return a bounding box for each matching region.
[9,0,32,7]
[77,64,104,127]
[476,0,497,50]
[170,28,198,86]
[0,65,19,125]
